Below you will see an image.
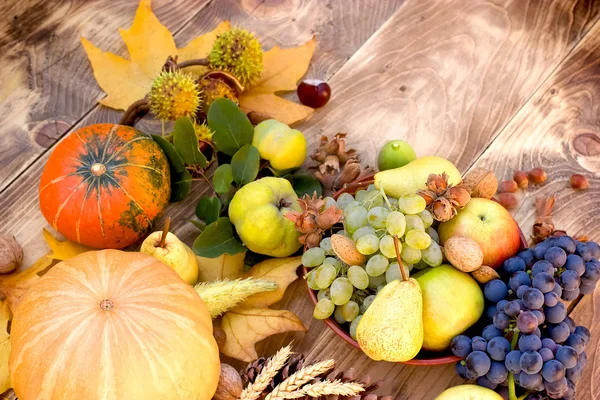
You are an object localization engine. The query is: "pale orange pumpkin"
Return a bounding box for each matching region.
[9,250,220,400]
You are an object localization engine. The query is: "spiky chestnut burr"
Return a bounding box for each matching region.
[198,76,238,113]
[209,28,263,85]
[148,70,201,121]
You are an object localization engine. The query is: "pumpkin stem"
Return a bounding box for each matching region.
[158,217,171,248]
[99,299,114,311]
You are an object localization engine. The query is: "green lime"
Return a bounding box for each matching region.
[377,140,417,171]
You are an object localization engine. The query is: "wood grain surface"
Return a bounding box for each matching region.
[2,0,600,399]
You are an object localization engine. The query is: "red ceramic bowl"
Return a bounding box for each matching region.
[303,173,528,366]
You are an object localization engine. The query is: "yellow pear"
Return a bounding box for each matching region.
[356,277,423,362]
[435,385,503,400]
[140,231,199,285]
[374,156,462,198]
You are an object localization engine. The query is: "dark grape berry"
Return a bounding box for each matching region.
[487,336,511,361]
[561,287,580,301]
[539,347,554,362]
[545,246,567,268]
[516,285,529,299]
[564,316,576,333]
[560,270,580,291]
[456,362,477,380]
[504,300,521,317]
[466,351,492,377]
[534,243,549,259]
[555,346,578,368]
[493,311,510,330]
[574,326,591,345]
[509,271,531,291]
[450,335,472,358]
[476,376,496,389]
[546,302,567,324]
[472,336,487,352]
[486,305,498,322]
[542,338,557,351]
[518,334,542,352]
[556,236,577,254]
[297,79,331,108]
[564,254,585,276]
[532,327,541,338]
[496,299,509,313]
[531,260,555,277]
[587,241,600,258]
[566,361,584,384]
[531,309,545,325]
[541,359,566,382]
[517,311,539,333]
[520,351,543,374]
[519,372,542,390]
[505,350,522,374]
[532,272,555,293]
[582,261,600,282]
[564,333,586,354]
[551,281,563,297]
[548,322,570,344]
[544,376,568,398]
[518,249,536,267]
[522,288,544,309]
[544,292,559,307]
[579,350,588,367]
[484,280,508,303]
[482,325,503,341]
[485,361,508,384]
[576,243,593,261]
[580,282,596,294]
[504,257,526,274]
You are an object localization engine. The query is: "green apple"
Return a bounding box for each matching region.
[229,177,302,257]
[438,198,521,269]
[414,265,483,351]
[435,385,503,400]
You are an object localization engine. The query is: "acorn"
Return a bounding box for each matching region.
[148,70,201,121]
[209,28,263,85]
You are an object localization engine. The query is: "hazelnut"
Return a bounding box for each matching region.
[528,168,547,184]
[213,363,243,400]
[496,193,518,210]
[462,168,498,199]
[513,171,529,188]
[570,174,589,190]
[498,180,518,193]
[0,234,24,273]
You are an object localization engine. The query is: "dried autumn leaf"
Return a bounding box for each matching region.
[81,0,230,110]
[220,307,306,361]
[196,252,246,282]
[43,229,92,261]
[239,37,317,125]
[0,300,10,393]
[0,254,56,314]
[243,256,301,308]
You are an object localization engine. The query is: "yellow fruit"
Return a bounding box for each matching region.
[252,119,307,171]
[374,156,462,198]
[140,231,199,284]
[229,177,302,257]
[356,278,423,362]
[435,385,504,400]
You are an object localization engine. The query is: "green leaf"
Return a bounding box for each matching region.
[213,164,234,194]
[152,135,192,201]
[193,217,246,258]
[189,220,206,232]
[173,117,207,167]
[293,174,323,197]
[231,145,260,185]
[207,98,254,156]
[195,195,221,225]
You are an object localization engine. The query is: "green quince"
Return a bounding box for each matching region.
[229,177,302,257]
[252,119,307,171]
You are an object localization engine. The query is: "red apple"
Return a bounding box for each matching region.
[438,198,521,269]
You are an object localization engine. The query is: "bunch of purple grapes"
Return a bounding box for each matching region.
[450,235,600,399]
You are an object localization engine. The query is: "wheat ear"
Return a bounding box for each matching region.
[238,345,293,400]
[195,278,276,318]
[299,379,365,397]
[265,359,335,400]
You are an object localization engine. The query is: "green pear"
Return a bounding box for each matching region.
[374,156,462,198]
[356,278,423,362]
[435,385,503,400]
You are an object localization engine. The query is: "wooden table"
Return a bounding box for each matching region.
[1,0,600,398]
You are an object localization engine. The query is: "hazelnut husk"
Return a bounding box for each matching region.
[0,234,23,273]
[213,363,243,400]
[462,168,498,199]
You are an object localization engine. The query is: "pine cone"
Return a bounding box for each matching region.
[418,173,471,222]
[241,354,306,397]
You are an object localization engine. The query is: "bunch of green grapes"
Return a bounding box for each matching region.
[301,185,443,340]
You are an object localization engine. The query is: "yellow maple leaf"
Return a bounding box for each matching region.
[42,229,92,261]
[82,0,316,125]
[243,256,301,308]
[220,307,306,361]
[0,301,11,393]
[81,0,230,110]
[196,252,246,283]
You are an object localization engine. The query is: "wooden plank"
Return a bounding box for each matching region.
[0,0,214,190]
[467,17,600,400]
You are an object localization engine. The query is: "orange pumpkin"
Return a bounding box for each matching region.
[39,124,170,249]
[10,250,220,400]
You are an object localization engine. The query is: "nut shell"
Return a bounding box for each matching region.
[462,168,498,199]
[444,236,483,272]
[471,265,501,284]
[513,171,529,188]
[496,193,519,210]
[570,174,589,190]
[0,234,23,273]
[528,168,547,184]
[330,234,366,266]
[213,363,243,400]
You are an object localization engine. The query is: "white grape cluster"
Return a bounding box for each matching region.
[302,185,443,339]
